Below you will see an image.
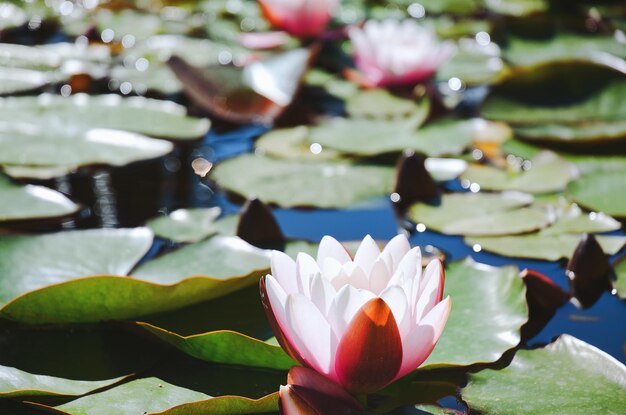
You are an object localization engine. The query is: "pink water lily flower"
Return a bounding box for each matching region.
[348,20,455,87]
[257,0,339,38]
[261,235,451,394]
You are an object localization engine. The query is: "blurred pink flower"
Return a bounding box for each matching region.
[261,235,451,394]
[348,20,455,87]
[258,0,339,38]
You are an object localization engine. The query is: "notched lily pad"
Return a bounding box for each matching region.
[211,154,394,208]
[147,208,221,243]
[422,258,528,367]
[463,335,626,415]
[0,175,79,223]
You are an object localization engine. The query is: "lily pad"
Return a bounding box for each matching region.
[0,67,61,95]
[0,42,110,71]
[255,126,342,161]
[309,118,478,157]
[463,335,626,415]
[614,258,626,299]
[461,151,578,194]
[0,94,210,140]
[0,365,124,399]
[0,228,153,306]
[504,34,626,68]
[541,204,621,235]
[422,258,528,367]
[345,89,430,120]
[437,39,505,86]
[514,121,626,144]
[211,154,394,208]
[466,234,626,261]
[481,62,626,124]
[408,192,534,234]
[484,0,547,16]
[138,323,295,370]
[53,377,278,415]
[567,170,626,218]
[147,208,221,243]
[0,235,270,324]
[0,175,79,223]
[438,207,552,236]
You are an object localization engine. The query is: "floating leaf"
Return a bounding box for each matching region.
[0,175,79,223]
[138,323,295,370]
[255,126,342,161]
[439,207,552,236]
[0,94,210,140]
[0,42,110,71]
[466,234,626,261]
[567,170,626,218]
[461,151,578,194]
[211,154,394,208]
[541,204,621,235]
[514,121,626,144]
[0,67,61,95]
[437,39,504,86]
[422,259,527,367]
[408,192,534,234]
[484,0,547,16]
[0,365,124,399]
[309,118,478,157]
[463,335,626,415]
[0,228,153,306]
[614,258,626,300]
[147,208,221,243]
[345,89,430,120]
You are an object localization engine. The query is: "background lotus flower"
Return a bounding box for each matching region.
[258,0,339,38]
[348,20,455,87]
[261,235,451,394]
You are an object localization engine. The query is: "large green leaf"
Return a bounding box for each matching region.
[147,208,221,243]
[439,207,552,236]
[0,228,153,306]
[211,154,394,208]
[514,121,626,144]
[0,175,79,222]
[422,259,528,367]
[463,335,626,415]
[0,42,110,71]
[436,39,505,86]
[345,89,430,120]
[481,62,626,124]
[408,192,534,234]
[255,126,342,161]
[139,323,295,370]
[541,204,621,235]
[614,258,626,300]
[0,94,210,140]
[0,365,124,399]
[504,34,626,67]
[466,234,626,261]
[52,377,278,415]
[567,170,626,218]
[309,118,478,157]
[461,152,578,194]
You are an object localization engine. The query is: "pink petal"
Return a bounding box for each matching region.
[285,294,334,375]
[353,234,380,275]
[335,298,403,393]
[317,235,352,266]
[287,366,362,411]
[395,296,451,379]
[413,259,444,322]
[238,31,291,50]
[279,385,317,415]
[271,250,298,294]
[328,285,376,340]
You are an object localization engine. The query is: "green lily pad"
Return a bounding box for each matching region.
[0,365,124,399]
[481,62,626,124]
[345,89,430,120]
[463,335,626,415]
[514,121,626,144]
[309,118,478,157]
[567,170,626,218]
[419,0,480,15]
[614,258,626,300]
[53,377,278,415]
[110,62,182,95]
[440,207,552,236]
[255,126,342,161]
[0,127,174,168]
[0,67,62,95]
[422,258,527,367]
[0,175,79,223]
[138,323,295,370]
[461,151,578,194]
[504,34,626,68]
[484,0,547,16]
[541,204,621,235]
[0,42,110,71]
[0,94,210,140]
[466,234,626,261]
[211,154,394,208]
[408,192,535,234]
[1,164,78,180]
[437,39,505,86]
[147,208,221,243]
[0,228,153,306]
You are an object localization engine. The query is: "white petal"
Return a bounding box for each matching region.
[296,252,319,297]
[413,260,443,323]
[286,294,334,375]
[381,234,411,270]
[369,255,391,295]
[380,285,411,337]
[342,262,369,290]
[270,250,298,294]
[327,285,376,340]
[310,273,336,316]
[388,246,421,287]
[353,234,380,275]
[317,235,351,266]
